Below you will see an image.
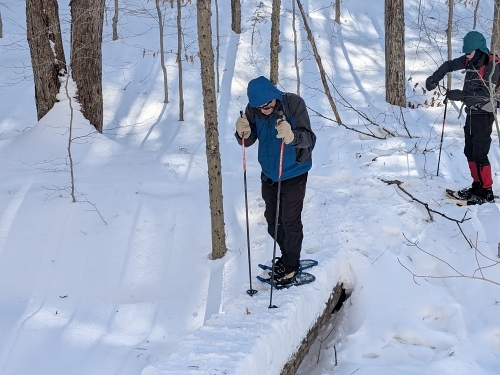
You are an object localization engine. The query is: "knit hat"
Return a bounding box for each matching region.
[462,31,489,55]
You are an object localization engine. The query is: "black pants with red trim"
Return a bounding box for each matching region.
[463,110,493,167]
[261,172,308,273]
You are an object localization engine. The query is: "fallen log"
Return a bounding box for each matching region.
[281,283,344,375]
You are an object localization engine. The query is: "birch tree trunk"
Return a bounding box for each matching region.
[155,0,169,103]
[196,0,227,260]
[26,0,67,120]
[70,0,105,132]
[231,0,241,34]
[384,0,406,107]
[177,0,184,120]
[270,0,281,85]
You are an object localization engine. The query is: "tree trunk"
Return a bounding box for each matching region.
[26,0,67,120]
[473,0,480,30]
[446,0,453,90]
[231,0,241,34]
[155,0,169,104]
[270,0,281,85]
[177,0,184,120]
[384,0,406,107]
[112,0,119,40]
[0,11,3,38]
[296,0,342,124]
[70,0,105,132]
[335,0,341,24]
[196,0,227,260]
[215,0,220,92]
[492,0,500,55]
[292,0,300,95]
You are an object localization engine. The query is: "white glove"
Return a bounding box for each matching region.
[276,120,294,144]
[236,115,251,139]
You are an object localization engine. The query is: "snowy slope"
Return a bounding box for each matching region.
[1,1,500,375]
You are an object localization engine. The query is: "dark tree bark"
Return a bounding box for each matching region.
[112,0,119,40]
[26,0,67,120]
[270,0,281,84]
[70,0,105,132]
[231,0,241,34]
[0,11,3,38]
[335,0,341,24]
[385,0,406,107]
[196,0,227,260]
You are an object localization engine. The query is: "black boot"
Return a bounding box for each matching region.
[457,181,480,200]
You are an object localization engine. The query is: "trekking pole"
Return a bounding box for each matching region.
[241,111,258,296]
[269,137,285,309]
[437,94,449,176]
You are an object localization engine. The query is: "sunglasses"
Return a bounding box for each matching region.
[257,100,274,110]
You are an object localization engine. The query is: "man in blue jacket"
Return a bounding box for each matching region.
[235,76,316,286]
[426,31,498,204]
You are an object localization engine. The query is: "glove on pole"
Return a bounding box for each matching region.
[241,111,258,297]
[437,95,448,176]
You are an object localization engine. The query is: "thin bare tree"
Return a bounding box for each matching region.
[385,0,406,107]
[335,0,340,24]
[70,0,105,132]
[296,0,342,124]
[196,0,227,260]
[473,0,480,30]
[0,10,3,38]
[446,0,453,90]
[270,0,281,84]
[176,0,184,120]
[26,0,67,120]
[112,0,118,40]
[292,0,300,95]
[492,0,500,55]
[155,0,169,103]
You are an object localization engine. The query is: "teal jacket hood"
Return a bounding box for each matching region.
[462,31,489,55]
[247,76,283,108]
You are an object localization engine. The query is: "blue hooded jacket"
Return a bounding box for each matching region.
[236,76,315,182]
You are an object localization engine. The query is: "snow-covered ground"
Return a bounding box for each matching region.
[1,1,499,374]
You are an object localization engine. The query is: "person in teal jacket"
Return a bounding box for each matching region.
[426,31,498,204]
[235,76,316,285]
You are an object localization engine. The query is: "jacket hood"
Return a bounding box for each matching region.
[462,31,489,55]
[247,76,283,108]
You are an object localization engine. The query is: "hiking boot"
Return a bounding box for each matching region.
[269,257,286,279]
[457,181,480,200]
[273,269,299,286]
[484,188,495,203]
[467,188,495,205]
[477,187,495,203]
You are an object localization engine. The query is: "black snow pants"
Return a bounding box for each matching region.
[463,110,494,166]
[261,172,308,273]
